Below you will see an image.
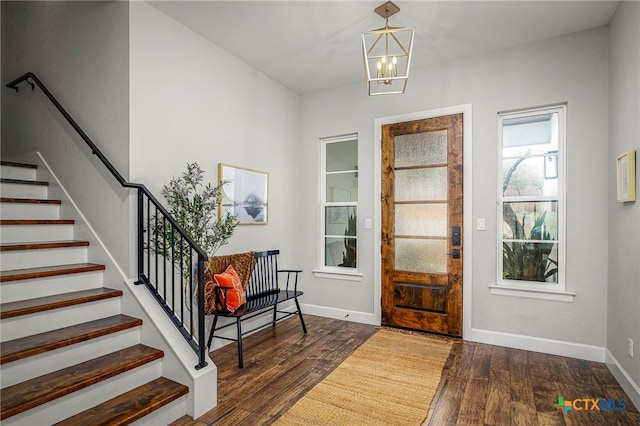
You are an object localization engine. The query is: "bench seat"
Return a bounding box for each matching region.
[206,250,306,368]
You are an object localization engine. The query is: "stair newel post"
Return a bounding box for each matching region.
[136,188,145,284]
[195,253,207,369]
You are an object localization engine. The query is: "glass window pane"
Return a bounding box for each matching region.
[326,140,357,172]
[325,206,357,236]
[326,172,358,202]
[502,201,558,240]
[395,130,447,167]
[325,236,357,268]
[395,238,447,273]
[503,112,558,157]
[502,157,558,197]
[395,204,447,237]
[395,167,447,201]
[503,241,558,283]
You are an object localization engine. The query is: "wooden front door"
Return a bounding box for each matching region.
[381,114,463,336]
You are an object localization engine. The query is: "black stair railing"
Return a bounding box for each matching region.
[7,72,208,369]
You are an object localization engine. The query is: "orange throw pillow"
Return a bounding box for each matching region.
[214,265,246,313]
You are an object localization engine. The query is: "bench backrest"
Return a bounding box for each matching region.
[246,250,280,299]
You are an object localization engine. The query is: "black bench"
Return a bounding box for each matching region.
[206,250,307,368]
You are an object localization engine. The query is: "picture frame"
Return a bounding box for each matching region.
[219,163,269,224]
[616,150,636,203]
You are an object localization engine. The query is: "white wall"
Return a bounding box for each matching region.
[300,28,610,348]
[129,2,302,266]
[1,1,132,271]
[608,0,640,390]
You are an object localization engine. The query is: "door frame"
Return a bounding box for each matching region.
[374,104,473,339]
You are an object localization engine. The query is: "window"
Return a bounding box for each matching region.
[495,105,569,298]
[319,134,358,273]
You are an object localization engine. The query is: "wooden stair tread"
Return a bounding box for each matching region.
[0,344,163,420]
[0,197,61,204]
[0,219,74,225]
[54,377,188,426]
[0,262,105,282]
[0,240,89,252]
[0,287,122,319]
[0,178,48,186]
[0,314,142,364]
[0,161,37,169]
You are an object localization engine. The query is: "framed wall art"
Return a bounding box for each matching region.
[616,150,636,203]
[219,163,269,224]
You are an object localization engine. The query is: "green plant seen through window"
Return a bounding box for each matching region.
[340,212,357,268]
[502,209,558,282]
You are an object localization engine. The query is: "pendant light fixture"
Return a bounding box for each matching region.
[362,1,414,96]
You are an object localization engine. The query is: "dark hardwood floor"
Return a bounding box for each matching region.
[172,315,639,426]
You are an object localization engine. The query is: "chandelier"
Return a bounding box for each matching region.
[362,1,414,96]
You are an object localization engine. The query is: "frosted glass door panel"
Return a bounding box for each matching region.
[395,204,448,237]
[395,130,447,167]
[395,168,447,201]
[395,238,447,273]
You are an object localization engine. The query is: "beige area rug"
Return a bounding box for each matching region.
[274,328,453,426]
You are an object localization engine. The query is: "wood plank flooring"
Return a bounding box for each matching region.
[172,315,639,426]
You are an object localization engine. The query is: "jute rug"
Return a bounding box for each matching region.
[274,328,453,426]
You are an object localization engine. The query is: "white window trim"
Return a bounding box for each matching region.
[317,133,360,277]
[493,104,572,301]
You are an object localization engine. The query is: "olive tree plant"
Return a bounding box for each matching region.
[149,162,237,272]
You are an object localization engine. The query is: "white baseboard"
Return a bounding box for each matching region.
[300,303,378,326]
[605,349,640,410]
[468,328,606,362]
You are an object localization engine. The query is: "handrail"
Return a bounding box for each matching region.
[6,73,206,259]
[7,72,209,369]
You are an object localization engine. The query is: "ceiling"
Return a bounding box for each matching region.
[149,1,619,95]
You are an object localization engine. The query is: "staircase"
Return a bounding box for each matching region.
[0,161,189,425]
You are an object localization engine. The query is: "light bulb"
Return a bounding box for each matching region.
[392,56,397,65]
[381,56,387,64]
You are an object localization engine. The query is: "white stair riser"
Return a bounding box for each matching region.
[2,359,163,426]
[0,165,36,181]
[0,182,48,199]
[0,224,74,243]
[0,328,140,387]
[1,298,121,341]
[0,272,104,303]
[1,246,87,271]
[0,202,60,220]
[132,395,188,426]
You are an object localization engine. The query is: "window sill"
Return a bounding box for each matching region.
[312,269,363,282]
[489,284,575,302]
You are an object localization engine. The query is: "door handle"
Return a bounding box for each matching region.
[445,249,460,259]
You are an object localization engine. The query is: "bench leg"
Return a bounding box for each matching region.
[236,317,244,368]
[272,304,278,328]
[294,297,307,334]
[207,314,219,349]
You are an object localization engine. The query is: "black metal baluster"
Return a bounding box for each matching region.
[171,223,175,312]
[146,196,150,281]
[196,253,206,369]
[163,217,167,300]
[180,235,185,325]
[137,189,144,283]
[155,205,159,290]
